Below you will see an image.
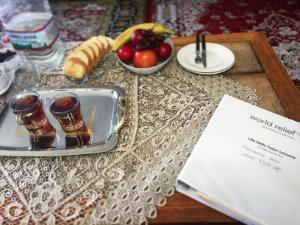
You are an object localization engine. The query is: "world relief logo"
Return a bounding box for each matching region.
[250,115,300,139]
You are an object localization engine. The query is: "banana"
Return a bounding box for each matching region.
[152,23,174,34]
[112,23,174,51]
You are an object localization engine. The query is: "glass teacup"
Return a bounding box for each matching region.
[9,91,56,149]
[49,92,90,147]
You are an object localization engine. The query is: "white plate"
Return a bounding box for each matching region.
[183,61,234,75]
[177,43,235,75]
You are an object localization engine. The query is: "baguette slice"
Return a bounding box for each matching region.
[87,39,102,62]
[87,38,104,64]
[67,48,93,73]
[104,36,114,48]
[63,59,87,79]
[90,36,103,49]
[80,49,94,69]
[79,43,97,67]
[97,36,111,54]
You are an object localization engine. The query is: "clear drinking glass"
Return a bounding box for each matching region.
[0,48,40,94]
[49,92,90,147]
[9,91,57,149]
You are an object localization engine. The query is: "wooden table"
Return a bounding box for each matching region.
[149,32,300,225]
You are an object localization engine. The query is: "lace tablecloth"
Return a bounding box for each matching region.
[0,43,258,225]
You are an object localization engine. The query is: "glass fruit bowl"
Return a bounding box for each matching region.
[117,38,174,75]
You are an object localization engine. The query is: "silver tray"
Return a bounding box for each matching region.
[0,87,125,157]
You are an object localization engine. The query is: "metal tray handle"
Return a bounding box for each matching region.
[114,96,126,133]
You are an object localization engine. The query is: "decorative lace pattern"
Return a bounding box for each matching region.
[0,43,258,225]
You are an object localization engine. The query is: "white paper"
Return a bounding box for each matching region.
[177,94,300,225]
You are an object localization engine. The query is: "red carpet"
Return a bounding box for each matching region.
[147,0,300,89]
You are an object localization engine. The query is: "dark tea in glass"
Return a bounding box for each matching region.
[50,92,90,147]
[9,91,56,149]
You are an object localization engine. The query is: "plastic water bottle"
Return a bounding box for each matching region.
[0,0,64,72]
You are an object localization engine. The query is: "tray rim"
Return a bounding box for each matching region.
[0,86,125,157]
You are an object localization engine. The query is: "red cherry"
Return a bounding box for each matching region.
[117,45,134,63]
[158,43,172,60]
[133,50,158,68]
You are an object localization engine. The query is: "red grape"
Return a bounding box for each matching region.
[144,29,155,38]
[131,29,146,45]
[129,29,171,56]
[157,34,167,42]
[134,43,145,51]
